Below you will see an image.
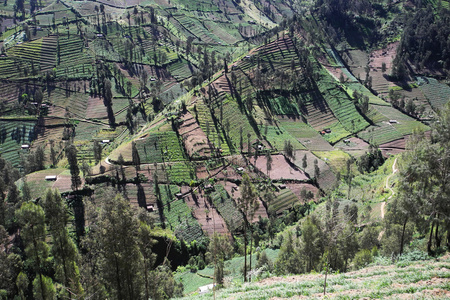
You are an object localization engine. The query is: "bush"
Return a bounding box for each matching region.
[352,249,373,270]
[396,250,430,267]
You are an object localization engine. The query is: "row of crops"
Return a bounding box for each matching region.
[209,184,244,232]
[418,77,450,110]
[158,184,204,243]
[0,120,37,166]
[132,130,187,164]
[271,187,300,214]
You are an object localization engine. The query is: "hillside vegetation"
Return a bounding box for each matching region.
[1,0,450,299]
[182,254,450,299]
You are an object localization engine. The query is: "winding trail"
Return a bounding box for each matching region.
[382,157,398,218]
[378,157,398,240]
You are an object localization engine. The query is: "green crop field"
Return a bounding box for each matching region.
[357,123,404,146]
[209,184,244,231]
[271,187,301,214]
[166,162,196,184]
[0,120,37,166]
[317,71,369,134]
[418,77,450,110]
[158,184,205,243]
[1,1,449,299]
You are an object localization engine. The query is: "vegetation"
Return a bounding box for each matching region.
[1,0,449,298]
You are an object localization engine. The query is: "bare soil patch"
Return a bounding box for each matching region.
[285,183,319,202]
[368,42,399,95]
[252,155,308,181]
[221,182,268,222]
[335,137,370,151]
[184,189,230,237]
[52,174,84,193]
[86,97,107,119]
[178,112,212,158]
[380,137,407,156]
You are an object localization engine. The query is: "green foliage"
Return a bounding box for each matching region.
[395,7,450,74]
[42,189,83,297]
[65,144,81,191]
[352,249,373,270]
[357,145,385,173]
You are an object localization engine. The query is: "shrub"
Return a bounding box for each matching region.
[352,249,373,270]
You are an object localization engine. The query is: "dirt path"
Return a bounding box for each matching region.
[379,157,398,239]
[382,157,398,218]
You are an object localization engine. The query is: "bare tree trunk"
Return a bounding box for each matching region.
[400,216,408,256]
[323,254,329,296]
[427,220,435,255]
[249,229,253,282]
[435,215,441,249]
[446,221,450,249]
[243,223,247,282]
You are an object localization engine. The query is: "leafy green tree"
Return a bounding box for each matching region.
[93,140,102,164]
[395,108,450,254]
[148,264,183,300]
[84,193,142,299]
[0,225,23,298]
[275,231,301,274]
[299,216,322,272]
[265,151,272,177]
[16,202,54,300]
[42,189,83,298]
[283,140,294,160]
[382,197,414,257]
[5,183,21,231]
[208,233,233,286]
[137,216,156,300]
[32,275,56,300]
[21,177,31,202]
[237,173,259,282]
[132,141,141,172]
[16,271,29,300]
[66,144,81,190]
[314,159,320,180]
[352,249,373,270]
[255,251,273,273]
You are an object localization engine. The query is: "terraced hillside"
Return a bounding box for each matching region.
[182,255,450,299]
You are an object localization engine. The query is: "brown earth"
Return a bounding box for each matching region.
[221,182,268,222]
[184,189,230,237]
[252,154,309,181]
[178,112,212,158]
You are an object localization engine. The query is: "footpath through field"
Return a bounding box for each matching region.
[378,157,398,240]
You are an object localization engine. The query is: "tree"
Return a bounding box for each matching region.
[137,215,157,300]
[314,159,320,180]
[396,101,450,253]
[209,233,233,286]
[237,173,259,282]
[148,264,183,300]
[0,225,23,298]
[302,154,307,169]
[84,193,142,299]
[93,140,102,164]
[284,140,294,160]
[275,231,301,274]
[66,144,81,190]
[132,141,141,172]
[299,216,322,272]
[382,197,414,257]
[16,202,55,300]
[265,151,272,177]
[42,189,83,297]
[21,177,31,202]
